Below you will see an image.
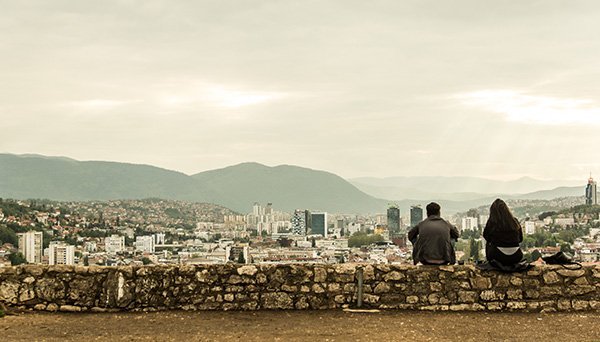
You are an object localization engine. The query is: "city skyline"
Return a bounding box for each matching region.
[2,2,600,180]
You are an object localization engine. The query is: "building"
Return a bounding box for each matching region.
[105,235,125,254]
[311,212,328,237]
[291,209,311,235]
[410,205,423,227]
[524,221,536,235]
[586,175,597,205]
[461,217,478,231]
[48,242,75,265]
[154,233,166,245]
[135,236,155,253]
[17,231,43,264]
[387,206,401,236]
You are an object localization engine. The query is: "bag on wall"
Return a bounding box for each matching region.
[542,252,582,270]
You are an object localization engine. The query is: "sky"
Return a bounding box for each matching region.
[1,0,600,180]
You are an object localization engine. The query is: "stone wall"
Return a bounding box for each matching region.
[1,264,599,312]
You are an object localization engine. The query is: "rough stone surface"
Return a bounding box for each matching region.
[0,264,599,312]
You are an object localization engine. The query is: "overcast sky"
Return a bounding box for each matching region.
[2,0,600,180]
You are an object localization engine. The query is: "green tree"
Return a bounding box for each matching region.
[348,232,384,247]
[0,226,18,246]
[237,252,246,264]
[530,249,542,262]
[560,243,573,254]
[8,252,27,266]
[469,238,480,261]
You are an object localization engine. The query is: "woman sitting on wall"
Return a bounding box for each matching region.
[483,199,524,267]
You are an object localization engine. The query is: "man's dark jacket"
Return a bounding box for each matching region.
[408,215,459,265]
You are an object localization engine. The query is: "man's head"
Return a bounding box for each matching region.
[426,202,441,217]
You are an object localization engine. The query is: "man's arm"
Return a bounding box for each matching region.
[450,225,459,241]
[407,225,419,244]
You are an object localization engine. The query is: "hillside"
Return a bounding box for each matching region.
[192,162,387,213]
[0,154,387,214]
[0,154,222,203]
[350,176,582,197]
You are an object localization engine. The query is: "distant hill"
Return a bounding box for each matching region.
[0,154,386,213]
[350,176,582,200]
[0,154,222,203]
[0,153,587,215]
[515,186,583,200]
[192,162,387,213]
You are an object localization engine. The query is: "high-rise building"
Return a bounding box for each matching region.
[387,206,401,236]
[135,236,155,253]
[17,231,43,264]
[252,202,263,217]
[586,175,597,205]
[311,212,328,237]
[265,203,273,215]
[337,219,345,236]
[105,235,125,254]
[48,242,75,265]
[291,209,311,235]
[410,205,423,227]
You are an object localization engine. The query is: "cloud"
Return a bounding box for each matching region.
[455,90,600,125]
[157,83,286,109]
[67,99,137,110]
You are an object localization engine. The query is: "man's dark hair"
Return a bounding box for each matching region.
[426,202,441,216]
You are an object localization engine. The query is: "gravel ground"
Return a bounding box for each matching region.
[1,310,599,341]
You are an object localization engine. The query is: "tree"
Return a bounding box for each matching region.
[530,249,542,262]
[348,232,384,248]
[237,252,246,264]
[560,243,573,254]
[0,226,18,246]
[8,252,27,266]
[468,238,480,261]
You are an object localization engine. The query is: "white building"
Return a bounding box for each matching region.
[17,231,43,264]
[154,233,166,245]
[48,242,75,265]
[135,235,155,253]
[461,217,478,231]
[524,221,536,235]
[554,217,575,227]
[105,235,125,254]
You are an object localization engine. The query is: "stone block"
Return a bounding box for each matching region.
[470,277,492,290]
[543,271,561,285]
[261,292,293,309]
[236,266,258,276]
[557,299,571,311]
[383,271,405,281]
[572,300,589,311]
[406,295,419,304]
[60,305,82,312]
[374,282,391,294]
[557,269,585,278]
[506,301,527,310]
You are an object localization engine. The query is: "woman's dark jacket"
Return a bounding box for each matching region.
[482,218,523,247]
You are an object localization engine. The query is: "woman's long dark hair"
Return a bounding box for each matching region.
[487,198,520,231]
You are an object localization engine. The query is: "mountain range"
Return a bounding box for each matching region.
[0,153,586,214]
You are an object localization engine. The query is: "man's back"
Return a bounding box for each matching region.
[408,215,459,265]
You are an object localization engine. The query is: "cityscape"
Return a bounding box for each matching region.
[2,176,598,268]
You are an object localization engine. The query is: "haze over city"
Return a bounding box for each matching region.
[2,1,600,180]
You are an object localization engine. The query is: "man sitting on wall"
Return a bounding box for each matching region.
[408,202,459,265]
